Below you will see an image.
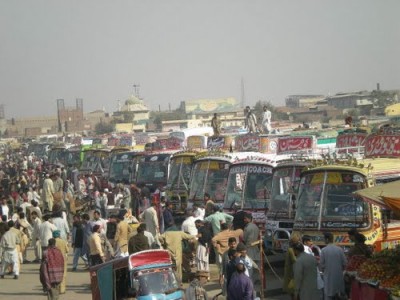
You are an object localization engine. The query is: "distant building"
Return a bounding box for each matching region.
[113,95,150,133]
[84,110,112,131]
[161,97,245,132]
[285,95,326,108]
[57,98,84,133]
[326,91,373,110]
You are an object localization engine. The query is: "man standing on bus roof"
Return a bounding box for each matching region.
[245,106,258,134]
[262,105,272,134]
[211,113,222,137]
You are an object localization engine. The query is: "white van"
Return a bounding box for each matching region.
[169,127,214,146]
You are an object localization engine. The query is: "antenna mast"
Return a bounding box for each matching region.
[241,78,246,108]
[132,83,141,99]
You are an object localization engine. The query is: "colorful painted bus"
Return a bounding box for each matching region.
[292,133,400,252]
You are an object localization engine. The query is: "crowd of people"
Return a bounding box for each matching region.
[0,145,373,300]
[0,146,265,299]
[283,229,372,300]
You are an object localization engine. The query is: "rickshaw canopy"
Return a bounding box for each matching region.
[353,180,400,212]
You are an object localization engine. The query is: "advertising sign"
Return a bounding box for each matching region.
[152,137,183,151]
[235,134,261,152]
[119,136,133,147]
[277,136,314,154]
[187,135,206,149]
[336,133,366,153]
[365,134,400,158]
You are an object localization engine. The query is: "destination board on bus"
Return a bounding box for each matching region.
[119,136,134,146]
[149,137,183,151]
[336,133,366,153]
[108,137,120,147]
[277,136,314,154]
[174,156,192,164]
[365,134,400,158]
[208,136,225,149]
[235,134,260,152]
[199,161,229,170]
[187,135,206,149]
[230,165,272,174]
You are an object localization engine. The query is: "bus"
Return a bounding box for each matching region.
[292,132,400,252]
[223,153,278,228]
[108,150,143,187]
[165,151,199,214]
[136,151,176,194]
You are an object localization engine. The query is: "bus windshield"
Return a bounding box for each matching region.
[66,150,81,168]
[136,268,180,296]
[81,152,109,173]
[167,156,192,190]
[294,171,369,229]
[48,148,68,165]
[224,164,273,209]
[109,153,138,184]
[270,166,302,212]
[189,160,230,203]
[137,159,168,183]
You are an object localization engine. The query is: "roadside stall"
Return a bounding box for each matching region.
[347,180,400,300]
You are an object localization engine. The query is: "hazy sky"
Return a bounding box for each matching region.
[1,0,399,118]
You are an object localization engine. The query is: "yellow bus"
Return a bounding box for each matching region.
[292,155,400,252]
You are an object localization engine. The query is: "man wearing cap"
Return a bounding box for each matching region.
[185,270,209,300]
[320,232,347,300]
[53,230,68,294]
[227,257,254,300]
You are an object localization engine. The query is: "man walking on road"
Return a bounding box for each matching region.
[53,230,68,294]
[40,238,65,300]
[0,223,20,279]
[89,225,105,266]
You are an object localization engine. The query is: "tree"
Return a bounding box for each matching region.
[371,90,397,108]
[253,100,289,122]
[94,122,114,135]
